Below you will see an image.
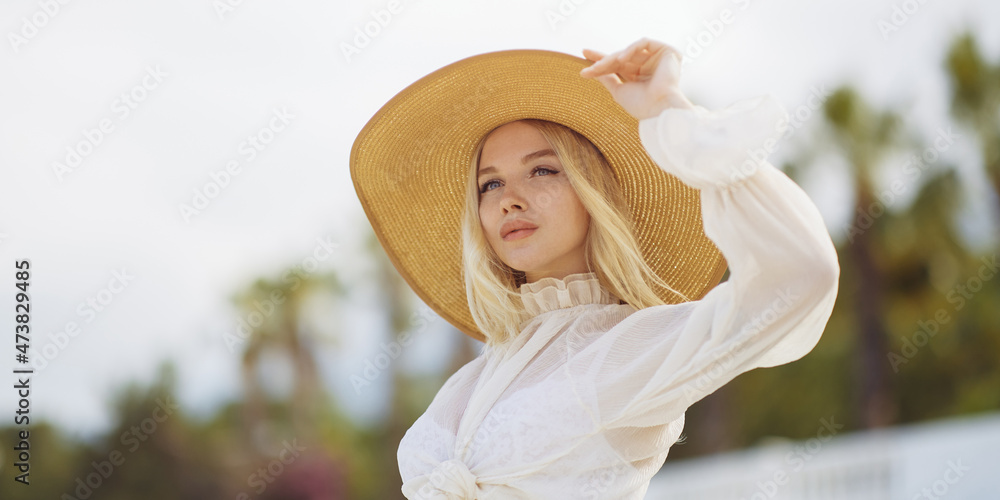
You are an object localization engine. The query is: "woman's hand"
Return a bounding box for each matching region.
[580,38,695,121]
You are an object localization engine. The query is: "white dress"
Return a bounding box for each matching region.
[397,94,841,499]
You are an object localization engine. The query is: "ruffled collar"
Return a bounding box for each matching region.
[519,271,622,321]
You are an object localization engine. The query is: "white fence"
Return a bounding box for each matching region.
[646,411,1000,499]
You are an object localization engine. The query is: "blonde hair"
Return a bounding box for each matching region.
[461,119,690,348]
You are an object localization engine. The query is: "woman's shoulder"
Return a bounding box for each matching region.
[436,346,493,397]
[603,299,700,343]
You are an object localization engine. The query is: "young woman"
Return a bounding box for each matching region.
[350,38,840,499]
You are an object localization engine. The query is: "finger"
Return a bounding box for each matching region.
[629,43,678,81]
[636,47,667,78]
[581,48,605,62]
[648,44,682,78]
[617,37,664,62]
[625,45,666,70]
[592,73,622,94]
[581,52,622,76]
[664,50,682,69]
[660,43,683,65]
[588,49,619,69]
[613,55,654,82]
[581,63,619,78]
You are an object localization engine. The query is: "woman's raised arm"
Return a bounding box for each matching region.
[574,39,840,429]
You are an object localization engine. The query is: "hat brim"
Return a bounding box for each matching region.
[350,49,727,343]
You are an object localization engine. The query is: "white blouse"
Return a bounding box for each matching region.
[397,94,841,499]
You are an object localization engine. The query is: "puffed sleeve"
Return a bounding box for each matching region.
[575,94,841,430]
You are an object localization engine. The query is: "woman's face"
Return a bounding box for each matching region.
[477,121,591,283]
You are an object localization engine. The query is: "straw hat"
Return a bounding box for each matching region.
[350,48,727,343]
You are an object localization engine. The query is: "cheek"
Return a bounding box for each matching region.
[559,198,590,243]
[551,185,589,227]
[571,202,591,238]
[479,207,497,239]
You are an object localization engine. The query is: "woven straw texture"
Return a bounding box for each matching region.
[350,49,727,342]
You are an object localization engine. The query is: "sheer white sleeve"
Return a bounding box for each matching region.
[572,94,841,430]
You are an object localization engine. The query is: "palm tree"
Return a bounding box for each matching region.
[945,31,1000,219]
[232,264,345,450]
[821,87,907,428]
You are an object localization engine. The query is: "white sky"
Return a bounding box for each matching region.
[0,0,998,441]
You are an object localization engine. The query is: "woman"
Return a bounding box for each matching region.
[350,38,839,499]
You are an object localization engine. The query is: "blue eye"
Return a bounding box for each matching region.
[480,180,500,193]
[479,166,560,194]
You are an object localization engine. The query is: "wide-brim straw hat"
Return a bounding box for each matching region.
[350,48,727,343]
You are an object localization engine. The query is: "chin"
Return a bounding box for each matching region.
[500,251,541,273]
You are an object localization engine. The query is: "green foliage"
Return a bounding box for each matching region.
[1,29,997,497]
[669,29,1000,462]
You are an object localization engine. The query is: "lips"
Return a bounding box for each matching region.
[503,227,537,241]
[500,219,539,239]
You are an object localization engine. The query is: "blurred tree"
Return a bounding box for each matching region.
[673,32,1000,461]
[60,363,232,500]
[0,422,86,500]
[946,31,1000,219]
[363,228,415,500]
[821,86,907,428]
[230,256,351,499]
[6,29,998,500]
[362,225,481,498]
[232,266,344,449]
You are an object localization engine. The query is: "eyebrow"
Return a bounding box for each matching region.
[477,149,556,178]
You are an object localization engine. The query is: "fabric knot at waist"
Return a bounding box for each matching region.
[401,458,480,499]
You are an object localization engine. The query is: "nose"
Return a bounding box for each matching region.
[499,180,528,214]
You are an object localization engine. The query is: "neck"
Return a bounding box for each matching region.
[524,268,593,284]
